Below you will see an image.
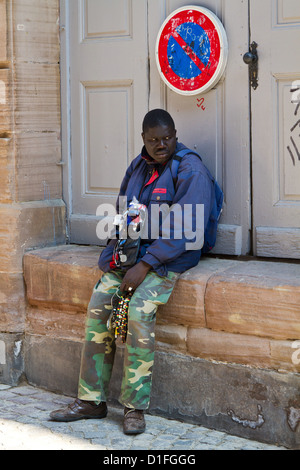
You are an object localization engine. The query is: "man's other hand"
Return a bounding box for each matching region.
[120,261,151,293]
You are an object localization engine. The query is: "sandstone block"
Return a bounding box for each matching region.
[12,0,60,64]
[186,328,300,374]
[14,63,60,133]
[187,327,272,369]
[0,200,66,272]
[24,245,101,311]
[26,307,86,342]
[0,0,8,64]
[15,132,62,202]
[157,258,239,327]
[0,136,14,203]
[270,339,300,374]
[0,272,26,333]
[205,261,300,340]
[155,324,187,353]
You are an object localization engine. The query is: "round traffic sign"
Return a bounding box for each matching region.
[155,6,228,95]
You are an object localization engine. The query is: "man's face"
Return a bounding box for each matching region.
[142,124,177,164]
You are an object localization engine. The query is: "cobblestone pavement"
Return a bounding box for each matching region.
[0,383,286,451]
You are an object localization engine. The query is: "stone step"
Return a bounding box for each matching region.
[23,245,300,374]
[22,245,300,449]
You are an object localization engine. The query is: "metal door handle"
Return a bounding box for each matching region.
[243,52,257,65]
[243,42,258,90]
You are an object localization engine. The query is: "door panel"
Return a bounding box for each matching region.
[67,0,149,243]
[251,0,300,258]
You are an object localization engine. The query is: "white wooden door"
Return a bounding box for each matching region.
[251,0,300,258]
[62,0,149,243]
[61,0,251,253]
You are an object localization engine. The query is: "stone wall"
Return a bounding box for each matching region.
[0,0,65,383]
[23,245,300,448]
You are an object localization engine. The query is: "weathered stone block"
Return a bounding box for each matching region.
[157,258,239,327]
[14,63,60,133]
[0,200,66,272]
[24,245,101,311]
[0,272,26,333]
[0,136,14,203]
[11,0,60,64]
[25,334,82,397]
[0,0,8,64]
[155,324,187,353]
[26,307,86,342]
[15,132,62,202]
[150,351,300,449]
[25,333,125,400]
[187,327,300,373]
[270,339,300,374]
[205,261,300,340]
[0,332,24,386]
[187,327,272,369]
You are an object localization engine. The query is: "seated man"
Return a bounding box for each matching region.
[50,109,215,434]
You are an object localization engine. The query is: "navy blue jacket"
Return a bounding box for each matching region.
[98,143,214,276]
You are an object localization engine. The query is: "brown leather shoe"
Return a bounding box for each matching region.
[49,398,107,422]
[123,407,146,435]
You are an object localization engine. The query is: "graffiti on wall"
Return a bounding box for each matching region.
[287,80,300,166]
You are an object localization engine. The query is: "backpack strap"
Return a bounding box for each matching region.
[170,148,224,253]
[170,149,202,183]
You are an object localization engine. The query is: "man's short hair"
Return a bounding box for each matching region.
[142,109,175,133]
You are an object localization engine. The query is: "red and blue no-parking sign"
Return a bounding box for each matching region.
[155,6,228,96]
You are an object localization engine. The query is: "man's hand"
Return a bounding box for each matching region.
[120,261,151,293]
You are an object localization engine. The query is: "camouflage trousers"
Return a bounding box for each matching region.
[78,269,179,410]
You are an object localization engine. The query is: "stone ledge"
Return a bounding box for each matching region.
[24,244,100,312]
[205,261,300,340]
[23,245,300,374]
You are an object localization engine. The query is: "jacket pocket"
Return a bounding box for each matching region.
[149,190,173,205]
